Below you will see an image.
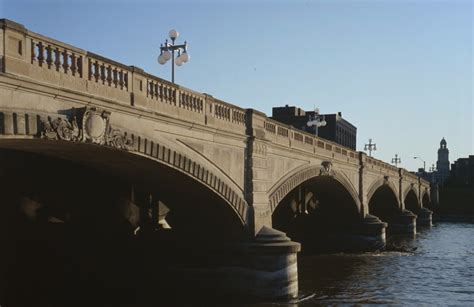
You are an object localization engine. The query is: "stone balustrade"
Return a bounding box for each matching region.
[0,18,424,182]
[262,117,359,165]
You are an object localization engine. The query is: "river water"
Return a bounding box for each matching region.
[269,222,474,306]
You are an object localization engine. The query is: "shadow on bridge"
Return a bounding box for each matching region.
[0,144,249,306]
[272,176,372,253]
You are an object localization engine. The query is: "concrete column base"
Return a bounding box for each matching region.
[388,210,417,235]
[349,214,388,251]
[417,207,433,227]
[162,226,301,302]
[296,214,387,253]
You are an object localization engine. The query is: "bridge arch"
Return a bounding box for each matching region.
[270,162,361,252]
[402,184,419,205]
[404,187,421,214]
[269,163,361,213]
[0,108,249,237]
[422,189,431,208]
[368,181,400,223]
[366,176,400,206]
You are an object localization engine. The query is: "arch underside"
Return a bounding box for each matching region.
[0,138,247,239]
[269,165,360,213]
[0,108,249,230]
[271,174,361,252]
[368,185,400,223]
[366,177,400,206]
[404,189,420,214]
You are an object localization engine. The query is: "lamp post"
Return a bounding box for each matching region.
[391,154,401,167]
[429,164,437,184]
[414,156,426,172]
[364,138,377,157]
[157,29,190,84]
[306,108,326,136]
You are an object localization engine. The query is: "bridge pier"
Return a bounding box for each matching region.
[349,214,387,251]
[388,210,417,235]
[285,213,387,253]
[151,227,300,302]
[417,207,433,227]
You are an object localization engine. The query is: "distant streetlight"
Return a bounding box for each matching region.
[429,164,437,183]
[364,138,377,157]
[306,108,326,136]
[391,154,401,167]
[157,29,190,83]
[414,156,426,171]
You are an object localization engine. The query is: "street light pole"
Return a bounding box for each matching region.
[157,29,190,84]
[414,156,426,171]
[392,154,401,167]
[306,108,326,136]
[364,138,377,157]
[429,164,437,183]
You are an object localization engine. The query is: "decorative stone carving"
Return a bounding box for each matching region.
[320,161,333,176]
[82,108,109,144]
[383,175,389,184]
[253,142,267,156]
[42,116,81,141]
[41,107,133,150]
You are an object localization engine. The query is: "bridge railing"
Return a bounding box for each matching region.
[0,19,426,182]
[1,19,247,136]
[262,117,359,165]
[365,156,399,175]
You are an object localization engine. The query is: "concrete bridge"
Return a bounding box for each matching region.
[0,19,432,303]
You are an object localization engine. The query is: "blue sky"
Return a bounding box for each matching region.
[1,0,472,171]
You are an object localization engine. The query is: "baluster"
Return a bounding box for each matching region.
[106,65,112,85]
[62,50,69,73]
[31,40,36,64]
[124,72,128,90]
[159,84,163,101]
[154,83,158,100]
[94,61,100,82]
[88,58,92,80]
[100,64,106,84]
[46,45,53,68]
[113,68,118,87]
[77,56,83,78]
[37,42,44,66]
[149,81,154,98]
[53,48,60,71]
[118,70,124,89]
[70,53,77,75]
